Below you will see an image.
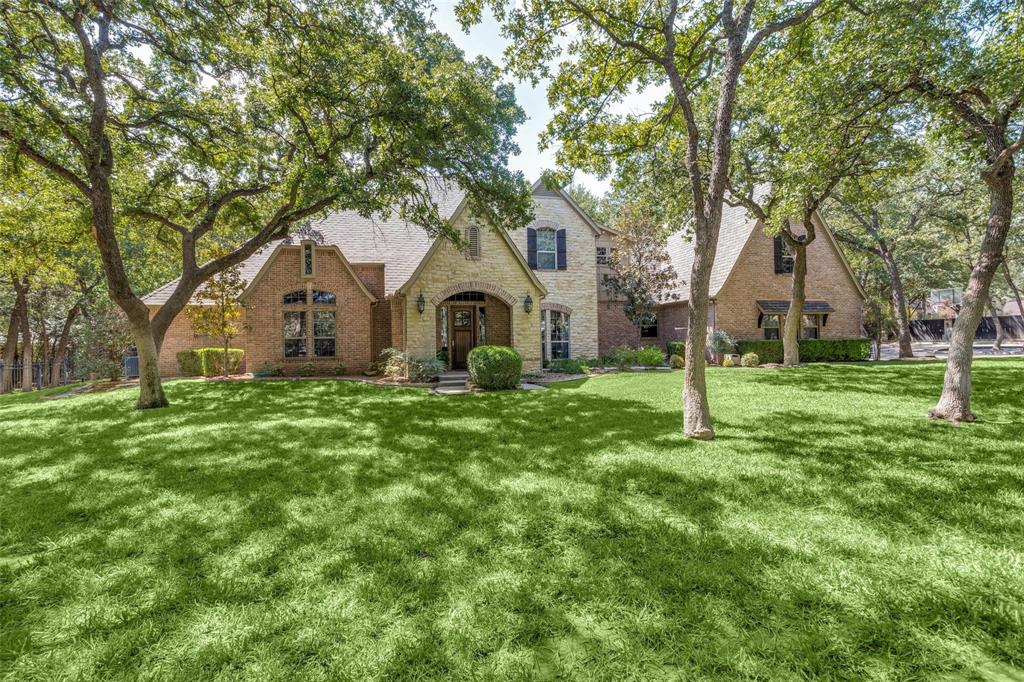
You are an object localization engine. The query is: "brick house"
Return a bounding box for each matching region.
[145,181,865,377]
[608,200,867,353]
[145,179,620,376]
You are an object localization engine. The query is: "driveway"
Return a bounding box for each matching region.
[879,341,1024,360]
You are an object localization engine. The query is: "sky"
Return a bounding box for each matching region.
[430,2,611,194]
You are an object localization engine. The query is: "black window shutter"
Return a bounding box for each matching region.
[556,229,567,270]
[527,228,537,269]
[773,236,784,274]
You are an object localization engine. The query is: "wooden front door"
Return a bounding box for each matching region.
[451,306,475,369]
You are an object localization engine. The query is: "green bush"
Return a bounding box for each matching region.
[669,354,685,369]
[331,362,348,376]
[298,362,316,377]
[548,358,591,374]
[467,345,523,389]
[710,330,737,356]
[736,339,872,364]
[378,347,444,382]
[667,341,685,358]
[254,361,284,377]
[607,346,637,369]
[722,356,735,367]
[410,356,445,383]
[176,347,244,376]
[636,346,666,367]
[740,352,760,368]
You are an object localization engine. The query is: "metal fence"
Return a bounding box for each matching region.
[0,359,73,392]
[911,315,1024,342]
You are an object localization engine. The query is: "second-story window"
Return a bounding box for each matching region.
[536,228,557,270]
[596,246,608,265]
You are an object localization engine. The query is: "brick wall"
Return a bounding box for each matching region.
[152,305,245,376]
[713,219,864,341]
[597,301,637,355]
[242,245,374,375]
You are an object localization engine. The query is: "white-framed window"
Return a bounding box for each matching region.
[763,314,782,340]
[536,228,557,270]
[544,310,570,360]
[284,311,307,357]
[596,246,608,265]
[314,311,336,357]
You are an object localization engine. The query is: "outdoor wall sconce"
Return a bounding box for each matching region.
[416,292,425,314]
[523,294,533,313]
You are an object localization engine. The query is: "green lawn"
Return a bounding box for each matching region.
[2,361,1023,680]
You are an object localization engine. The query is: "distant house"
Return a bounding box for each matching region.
[608,202,867,353]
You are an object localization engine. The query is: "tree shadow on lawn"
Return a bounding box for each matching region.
[1,374,1022,679]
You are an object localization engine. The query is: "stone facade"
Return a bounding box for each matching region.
[510,193,601,359]
[402,209,545,371]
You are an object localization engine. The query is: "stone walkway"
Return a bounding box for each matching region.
[434,370,471,396]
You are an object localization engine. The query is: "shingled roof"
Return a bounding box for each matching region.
[142,179,466,305]
[665,200,762,301]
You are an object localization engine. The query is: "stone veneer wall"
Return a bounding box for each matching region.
[403,212,544,370]
[509,194,600,359]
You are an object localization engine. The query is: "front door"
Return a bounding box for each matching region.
[451,306,475,369]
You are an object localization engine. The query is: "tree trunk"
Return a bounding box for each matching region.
[683,223,717,440]
[1,285,21,393]
[132,320,168,408]
[782,244,807,366]
[223,339,230,377]
[929,166,1014,423]
[987,297,1005,351]
[49,305,78,386]
[18,290,32,391]
[1003,260,1023,338]
[880,251,914,358]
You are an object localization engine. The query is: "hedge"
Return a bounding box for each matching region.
[667,341,685,357]
[176,347,245,376]
[467,345,522,389]
[735,338,871,364]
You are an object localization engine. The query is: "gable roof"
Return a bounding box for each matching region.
[142,178,558,305]
[665,199,867,302]
[530,178,614,235]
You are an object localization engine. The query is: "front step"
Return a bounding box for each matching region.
[435,371,470,395]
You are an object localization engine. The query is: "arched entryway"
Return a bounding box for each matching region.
[435,290,513,369]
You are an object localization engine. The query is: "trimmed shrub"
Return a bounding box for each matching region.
[669,354,685,369]
[254,361,284,377]
[667,341,685,358]
[176,347,244,376]
[736,339,872,364]
[740,352,760,368]
[331,362,348,376]
[636,346,666,367]
[468,345,522,389]
[298,362,316,377]
[722,356,735,367]
[607,346,637,369]
[548,358,591,374]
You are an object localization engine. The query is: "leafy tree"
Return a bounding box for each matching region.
[867,0,1024,422]
[0,0,532,409]
[726,8,916,366]
[605,205,680,343]
[461,0,828,439]
[186,254,246,377]
[566,183,617,226]
[74,300,133,382]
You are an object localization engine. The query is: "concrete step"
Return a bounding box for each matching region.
[434,385,471,396]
